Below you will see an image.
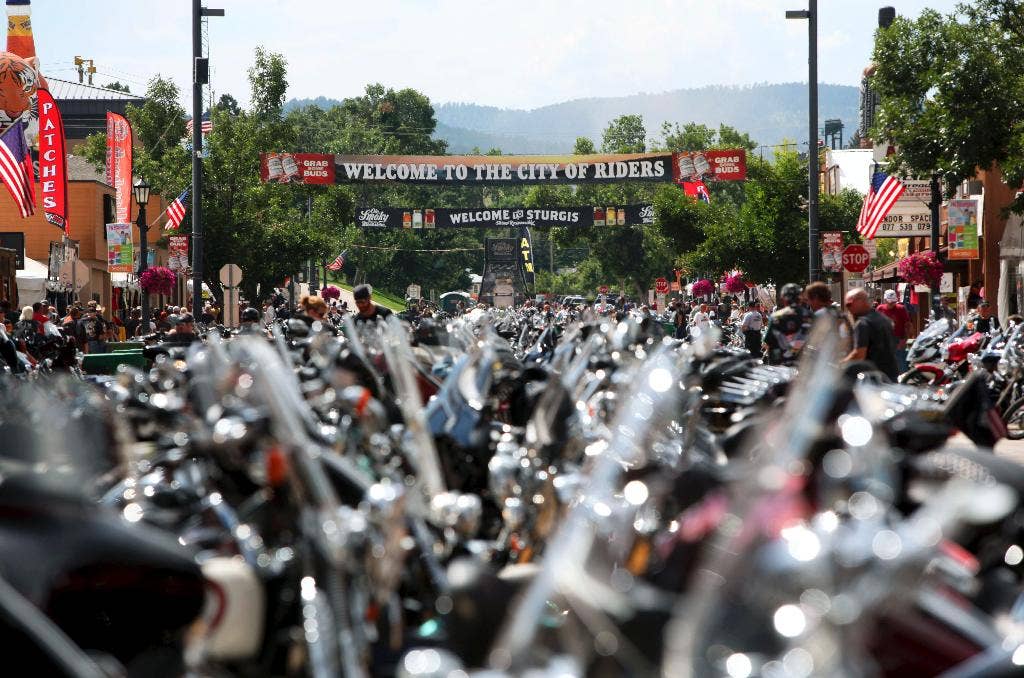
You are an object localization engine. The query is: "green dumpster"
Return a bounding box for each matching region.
[81,349,149,375]
[107,341,144,352]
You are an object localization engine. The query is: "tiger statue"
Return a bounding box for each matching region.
[0,52,37,120]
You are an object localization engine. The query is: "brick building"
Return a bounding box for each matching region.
[0,78,171,313]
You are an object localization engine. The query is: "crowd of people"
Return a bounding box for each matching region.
[0,277,1002,384]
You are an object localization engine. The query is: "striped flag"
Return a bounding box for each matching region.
[185,116,214,136]
[856,171,906,240]
[326,250,347,271]
[0,120,34,218]
[165,188,189,231]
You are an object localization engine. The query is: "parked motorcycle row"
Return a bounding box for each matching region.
[3,305,1024,677]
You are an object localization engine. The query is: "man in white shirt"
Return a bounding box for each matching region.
[739,300,765,356]
[690,303,711,332]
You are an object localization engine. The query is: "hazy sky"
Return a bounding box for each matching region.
[31,0,962,110]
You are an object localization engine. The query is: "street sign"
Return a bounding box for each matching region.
[655,277,669,294]
[224,287,240,328]
[219,263,242,288]
[842,245,870,273]
[59,259,90,291]
[598,285,610,295]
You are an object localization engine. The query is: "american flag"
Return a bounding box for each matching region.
[185,116,214,136]
[0,121,34,218]
[856,171,906,240]
[326,250,347,271]
[165,188,189,231]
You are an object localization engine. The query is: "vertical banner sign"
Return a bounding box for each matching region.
[821,231,844,273]
[948,199,979,260]
[106,112,132,223]
[519,226,535,286]
[36,89,67,234]
[168,234,189,271]
[105,222,133,273]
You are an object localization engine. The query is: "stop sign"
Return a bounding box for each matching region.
[842,245,870,273]
[655,277,669,294]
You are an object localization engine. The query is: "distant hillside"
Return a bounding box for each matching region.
[285,83,859,154]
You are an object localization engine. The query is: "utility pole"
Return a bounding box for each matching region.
[191,0,224,313]
[930,173,942,316]
[787,0,819,283]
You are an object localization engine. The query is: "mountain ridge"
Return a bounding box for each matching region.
[285,82,860,154]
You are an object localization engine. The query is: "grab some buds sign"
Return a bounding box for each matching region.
[260,151,746,186]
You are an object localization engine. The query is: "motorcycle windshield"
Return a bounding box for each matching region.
[914,318,953,346]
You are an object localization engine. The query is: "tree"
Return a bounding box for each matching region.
[78,75,190,195]
[870,3,1024,209]
[103,81,131,93]
[601,114,646,154]
[215,94,241,116]
[684,152,812,285]
[249,46,289,119]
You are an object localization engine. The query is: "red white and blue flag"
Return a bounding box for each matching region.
[185,114,213,136]
[856,171,906,240]
[326,250,347,271]
[164,188,189,231]
[682,180,711,204]
[0,120,34,218]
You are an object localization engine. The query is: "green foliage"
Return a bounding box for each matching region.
[249,47,289,119]
[870,2,1024,208]
[102,81,131,93]
[601,115,646,154]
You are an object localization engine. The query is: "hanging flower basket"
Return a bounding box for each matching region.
[723,271,746,294]
[691,278,715,297]
[321,285,341,300]
[897,251,943,287]
[139,266,176,296]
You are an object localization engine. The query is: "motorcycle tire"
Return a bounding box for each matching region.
[898,367,937,386]
[1002,397,1024,440]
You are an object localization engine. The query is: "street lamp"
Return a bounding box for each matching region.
[134,177,152,332]
[787,0,820,284]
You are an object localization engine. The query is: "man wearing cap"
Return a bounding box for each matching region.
[972,300,1000,335]
[165,313,199,344]
[352,284,393,324]
[877,289,912,373]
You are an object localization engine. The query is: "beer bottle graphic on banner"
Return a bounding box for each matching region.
[593,207,605,226]
[616,207,626,226]
[425,208,435,229]
[413,209,423,229]
[606,207,617,225]
[266,153,284,181]
[403,211,412,229]
[280,153,300,182]
[677,154,696,180]
[693,153,711,177]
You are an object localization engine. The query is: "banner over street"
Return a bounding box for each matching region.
[261,151,746,185]
[357,204,655,229]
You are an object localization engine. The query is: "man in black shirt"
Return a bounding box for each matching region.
[843,287,899,380]
[352,284,393,324]
[972,300,1000,334]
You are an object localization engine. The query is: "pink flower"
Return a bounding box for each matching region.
[897,251,943,287]
[723,272,746,294]
[139,266,176,296]
[691,278,715,297]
